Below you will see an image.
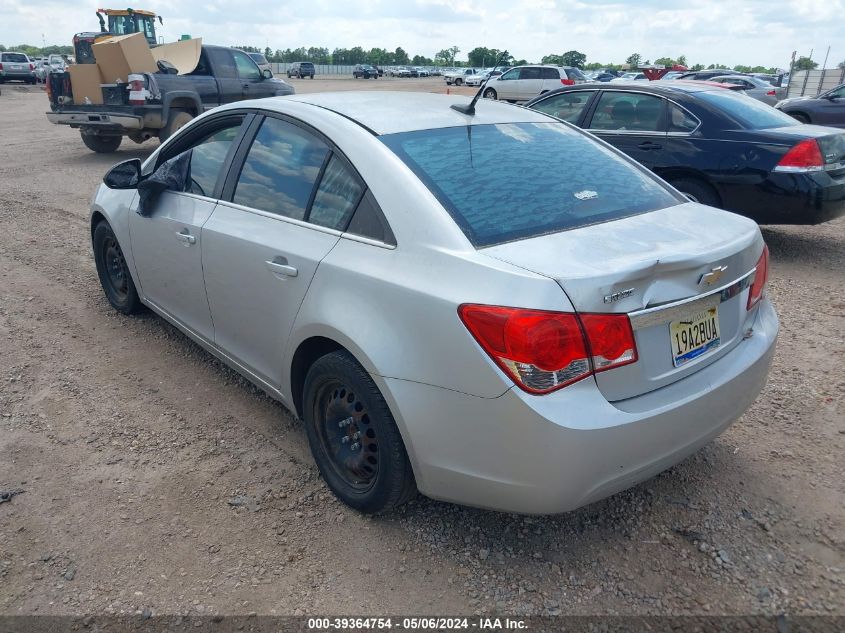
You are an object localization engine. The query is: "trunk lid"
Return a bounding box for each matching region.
[482,202,764,401]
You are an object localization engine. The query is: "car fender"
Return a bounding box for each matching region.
[89,184,143,292]
[162,91,203,124]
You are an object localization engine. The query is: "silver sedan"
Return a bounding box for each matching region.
[90,92,778,514]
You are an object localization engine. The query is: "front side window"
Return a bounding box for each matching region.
[188,124,243,197]
[531,91,596,123]
[233,117,330,220]
[381,123,680,247]
[588,91,665,132]
[499,68,520,81]
[232,49,261,80]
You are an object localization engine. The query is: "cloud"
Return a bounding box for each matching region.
[0,0,841,69]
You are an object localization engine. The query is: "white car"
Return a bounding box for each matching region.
[464,69,504,87]
[611,72,647,82]
[90,92,777,515]
[481,65,586,102]
[444,68,480,85]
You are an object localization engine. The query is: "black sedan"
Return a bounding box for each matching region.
[525,82,845,224]
[776,84,845,128]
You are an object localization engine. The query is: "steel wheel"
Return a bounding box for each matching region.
[102,235,129,302]
[313,380,379,490]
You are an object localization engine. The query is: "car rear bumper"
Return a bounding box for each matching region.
[729,170,845,224]
[381,298,778,515]
[1,70,34,80]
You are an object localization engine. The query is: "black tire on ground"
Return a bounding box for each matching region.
[668,177,721,207]
[80,131,122,153]
[483,88,497,100]
[92,222,143,315]
[455,78,463,86]
[159,108,194,142]
[789,112,810,124]
[303,350,417,514]
[309,74,314,79]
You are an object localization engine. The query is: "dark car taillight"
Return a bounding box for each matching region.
[458,305,637,394]
[747,245,769,310]
[774,139,824,172]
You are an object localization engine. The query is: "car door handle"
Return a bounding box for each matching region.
[265,256,298,278]
[638,141,662,150]
[175,230,196,245]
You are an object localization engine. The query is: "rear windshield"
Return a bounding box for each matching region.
[2,53,28,63]
[565,67,586,80]
[697,89,800,129]
[300,62,314,68]
[381,122,680,247]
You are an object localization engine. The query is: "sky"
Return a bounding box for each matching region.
[1,0,842,69]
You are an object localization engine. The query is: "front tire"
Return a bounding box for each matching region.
[92,222,142,315]
[303,351,416,514]
[80,131,122,153]
[483,88,497,99]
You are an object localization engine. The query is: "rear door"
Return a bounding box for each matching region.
[202,114,359,387]
[540,67,562,94]
[129,113,250,341]
[584,90,669,170]
[515,66,543,101]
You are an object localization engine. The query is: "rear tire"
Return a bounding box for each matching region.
[483,88,497,100]
[668,177,721,207]
[303,351,417,514]
[789,112,810,124]
[455,78,463,86]
[80,131,122,153]
[159,108,194,142]
[92,222,143,315]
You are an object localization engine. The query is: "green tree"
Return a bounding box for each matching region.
[677,54,687,67]
[793,56,817,70]
[654,56,676,67]
[560,50,586,68]
[394,46,410,65]
[625,53,641,68]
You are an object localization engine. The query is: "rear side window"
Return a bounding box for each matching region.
[588,92,665,132]
[521,67,542,80]
[541,67,560,80]
[2,53,28,63]
[233,117,330,219]
[381,123,680,247]
[668,103,700,133]
[309,155,365,230]
[531,91,595,123]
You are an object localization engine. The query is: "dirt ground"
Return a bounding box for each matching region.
[0,77,843,619]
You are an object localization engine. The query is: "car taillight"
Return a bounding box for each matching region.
[127,74,147,105]
[458,305,637,394]
[30,63,35,71]
[774,138,824,172]
[561,78,575,85]
[747,245,769,310]
[0,63,3,71]
[766,90,776,96]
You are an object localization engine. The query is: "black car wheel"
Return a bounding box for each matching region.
[303,351,416,514]
[93,222,143,315]
[669,177,721,207]
[455,78,463,86]
[80,131,123,153]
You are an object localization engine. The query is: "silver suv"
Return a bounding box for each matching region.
[482,65,586,102]
[0,51,35,85]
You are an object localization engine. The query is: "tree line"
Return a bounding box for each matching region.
[2,41,830,73]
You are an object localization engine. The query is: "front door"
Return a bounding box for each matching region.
[129,118,246,341]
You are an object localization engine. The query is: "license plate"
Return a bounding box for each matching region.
[669,305,720,367]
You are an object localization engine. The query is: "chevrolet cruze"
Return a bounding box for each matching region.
[90,92,778,514]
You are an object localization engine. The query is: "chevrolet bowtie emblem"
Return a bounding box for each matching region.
[699,265,728,286]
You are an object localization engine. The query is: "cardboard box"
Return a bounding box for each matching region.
[68,64,105,105]
[93,32,157,83]
[151,37,202,75]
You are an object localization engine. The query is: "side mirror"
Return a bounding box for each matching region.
[103,159,142,189]
[262,68,273,80]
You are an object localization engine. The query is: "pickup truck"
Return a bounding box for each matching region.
[46,44,294,153]
[443,68,480,86]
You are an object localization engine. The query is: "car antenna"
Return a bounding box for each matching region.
[451,50,509,115]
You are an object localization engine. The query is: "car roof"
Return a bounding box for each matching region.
[556,80,725,94]
[282,91,553,135]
